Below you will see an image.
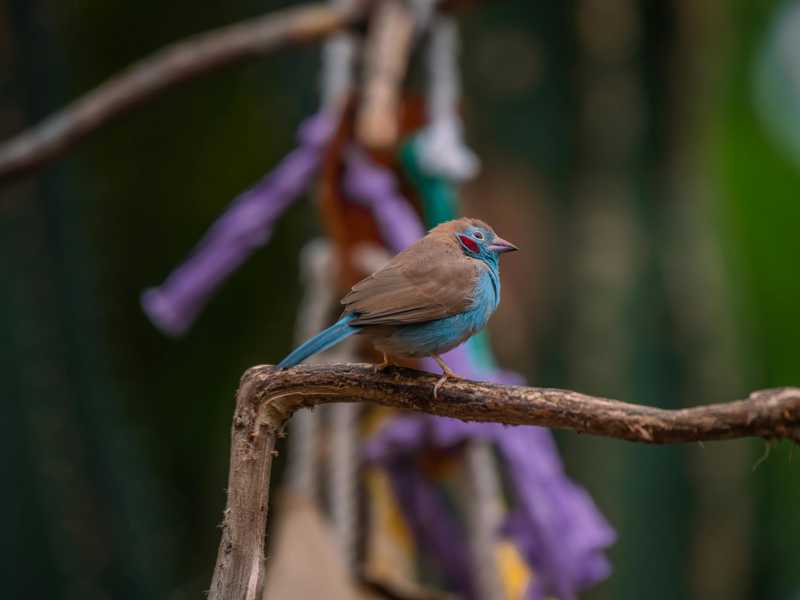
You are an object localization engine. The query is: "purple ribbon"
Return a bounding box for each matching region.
[365,412,615,600]
[366,353,614,600]
[499,428,615,599]
[343,148,426,253]
[384,462,477,599]
[141,112,336,335]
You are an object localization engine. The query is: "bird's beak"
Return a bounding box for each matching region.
[488,236,518,254]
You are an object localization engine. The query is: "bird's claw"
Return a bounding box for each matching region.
[433,373,449,399]
[431,354,458,399]
[373,352,392,374]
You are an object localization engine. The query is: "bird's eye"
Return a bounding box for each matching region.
[473,231,484,240]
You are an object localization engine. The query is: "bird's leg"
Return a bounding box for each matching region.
[432,354,458,399]
[373,352,392,373]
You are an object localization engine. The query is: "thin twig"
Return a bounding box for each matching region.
[0,2,365,184]
[209,363,800,600]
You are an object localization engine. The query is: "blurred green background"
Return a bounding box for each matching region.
[1,0,799,598]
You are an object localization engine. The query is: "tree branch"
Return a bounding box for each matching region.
[209,363,800,600]
[0,2,365,184]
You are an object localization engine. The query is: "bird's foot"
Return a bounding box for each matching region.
[373,352,392,374]
[433,372,450,399]
[432,354,458,399]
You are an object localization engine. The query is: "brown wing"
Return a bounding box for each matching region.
[342,235,479,326]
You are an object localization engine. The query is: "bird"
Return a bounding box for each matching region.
[277,217,517,397]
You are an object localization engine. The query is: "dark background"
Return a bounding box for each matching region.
[1,0,799,598]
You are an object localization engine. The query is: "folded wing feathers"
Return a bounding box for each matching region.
[342,233,478,326]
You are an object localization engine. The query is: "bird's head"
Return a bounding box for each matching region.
[452,218,518,263]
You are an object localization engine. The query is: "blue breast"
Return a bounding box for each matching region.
[372,265,500,358]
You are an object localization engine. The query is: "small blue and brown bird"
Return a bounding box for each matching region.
[278,217,517,396]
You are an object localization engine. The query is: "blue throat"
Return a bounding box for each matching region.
[477,252,501,307]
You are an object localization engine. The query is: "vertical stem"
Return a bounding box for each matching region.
[356,0,415,149]
[329,403,360,573]
[465,441,505,600]
[287,410,320,497]
[209,374,279,600]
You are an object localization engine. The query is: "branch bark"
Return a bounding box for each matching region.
[0,2,364,184]
[209,363,800,600]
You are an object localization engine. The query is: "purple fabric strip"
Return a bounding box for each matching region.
[364,362,615,599]
[343,148,426,253]
[498,428,615,600]
[385,462,477,599]
[141,112,336,336]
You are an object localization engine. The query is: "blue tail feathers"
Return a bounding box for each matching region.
[277,314,359,368]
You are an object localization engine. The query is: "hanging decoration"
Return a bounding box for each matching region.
[142,1,615,598]
[140,112,336,336]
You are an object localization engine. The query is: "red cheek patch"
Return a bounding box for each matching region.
[458,234,480,253]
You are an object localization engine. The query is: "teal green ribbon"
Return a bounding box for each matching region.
[399,137,460,227]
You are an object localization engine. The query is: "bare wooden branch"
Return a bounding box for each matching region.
[209,363,800,600]
[0,2,365,184]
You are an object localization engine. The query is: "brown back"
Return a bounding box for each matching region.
[342,219,484,326]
